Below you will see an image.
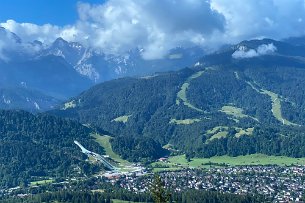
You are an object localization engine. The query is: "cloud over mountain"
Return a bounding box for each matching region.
[1,0,305,60]
[1,20,77,44]
[0,27,37,61]
[75,0,225,59]
[232,43,277,59]
[211,0,305,42]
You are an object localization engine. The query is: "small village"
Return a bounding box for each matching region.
[103,165,305,203]
[2,162,305,202]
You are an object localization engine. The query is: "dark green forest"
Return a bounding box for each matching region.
[111,136,168,162]
[0,110,104,188]
[1,189,262,203]
[52,44,305,160]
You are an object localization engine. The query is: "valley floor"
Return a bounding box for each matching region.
[3,135,305,202]
[151,154,305,172]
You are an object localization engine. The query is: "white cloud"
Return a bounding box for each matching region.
[0,41,9,61]
[0,28,20,61]
[0,27,44,61]
[0,20,78,43]
[0,0,225,60]
[257,43,277,55]
[211,0,305,43]
[1,0,305,60]
[232,43,277,59]
[74,0,225,59]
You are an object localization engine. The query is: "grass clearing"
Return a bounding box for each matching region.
[162,144,179,152]
[92,189,105,193]
[220,106,247,118]
[112,115,132,123]
[92,134,131,167]
[220,106,258,121]
[261,89,298,126]
[206,126,253,140]
[176,71,205,112]
[245,81,260,92]
[246,80,299,126]
[163,144,173,149]
[206,126,228,141]
[208,131,228,141]
[62,100,76,110]
[235,127,254,138]
[169,118,201,125]
[189,70,205,80]
[30,179,54,186]
[151,154,305,172]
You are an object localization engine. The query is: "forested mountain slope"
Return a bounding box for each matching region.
[53,38,305,160]
[0,110,104,188]
[0,87,60,112]
[0,27,203,112]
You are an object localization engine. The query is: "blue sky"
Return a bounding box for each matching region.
[0,0,104,25]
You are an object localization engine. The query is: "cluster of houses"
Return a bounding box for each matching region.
[106,166,305,202]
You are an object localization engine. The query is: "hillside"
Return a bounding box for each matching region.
[0,87,60,112]
[53,38,305,161]
[0,27,203,112]
[0,110,104,188]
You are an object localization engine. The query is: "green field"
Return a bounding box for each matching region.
[30,179,54,186]
[151,154,305,172]
[112,115,132,123]
[220,106,247,118]
[206,126,253,141]
[62,100,76,110]
[261,89,298,126]
[169,118,201,125]
[208,131,228,141]
[246,80,298,126]
[92,134,131,168]
[235,127,254,138]
[220,105,258,122]
[206,126,228,141]
[176,71,205,112]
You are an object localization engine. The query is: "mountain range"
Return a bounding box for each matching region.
[3,24,305,160]
[0,27,204,112]
[51,37,305,160]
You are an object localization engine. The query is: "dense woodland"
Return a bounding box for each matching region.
[0,110,104,188]
[0,190,262,203]
[52,42,305,161]
[111,136,168,162]
[2,38,305,201]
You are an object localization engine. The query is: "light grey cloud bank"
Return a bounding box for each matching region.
[0,28,41,61]
[232,43,277,59]
[1,0,305,60]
